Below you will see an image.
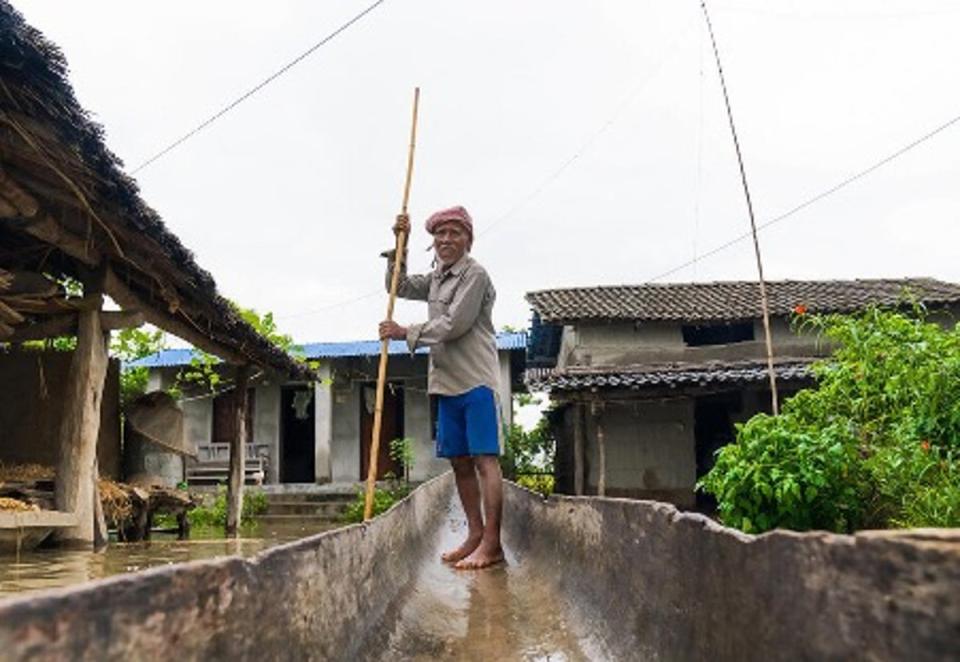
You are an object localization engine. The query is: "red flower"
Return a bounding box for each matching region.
[921,440,931,452]
[793,304,808,316]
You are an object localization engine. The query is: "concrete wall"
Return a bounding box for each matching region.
[584,399,695,504]
[0,351,121,478]
[314,364,333,483]
[561,316,827,368]
[503,484,960,661]
[156,347,519,484]
[254,382,282,484]
[0,474,454,662]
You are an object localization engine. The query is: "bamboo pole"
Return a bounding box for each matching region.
[699,0,779,414]
[364,87,420,521]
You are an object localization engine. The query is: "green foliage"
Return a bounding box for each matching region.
[389,437,415,481]
[234,304,295,353]
[514,392,542,408]
[188,487,268,527]
[171,303,297,395]
[517,473,554,496]
[111,326,165,406]
[340,480,412,523]
[174,350,222,395]
[700,305,960,533]
[500,409,555,487]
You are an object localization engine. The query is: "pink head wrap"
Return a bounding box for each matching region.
[425,205,473,236]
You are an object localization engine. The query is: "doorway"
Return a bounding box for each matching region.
[360,382,404,480]
[281,385,316,483]
[694,393,741,513]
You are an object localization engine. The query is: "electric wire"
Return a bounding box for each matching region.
[478,23,695,239]
[276,23,694,321]
[645,108,960,283]
[131,0,388,174]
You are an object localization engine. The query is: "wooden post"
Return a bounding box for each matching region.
[53,293,108,547]
[592,400,607,497]
[226,365,251,537]
[572,402,585,496]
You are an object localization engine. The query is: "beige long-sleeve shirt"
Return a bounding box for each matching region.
[385,250,500,396]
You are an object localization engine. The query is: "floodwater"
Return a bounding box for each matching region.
[0,519,340,599]
[371,498,602,662]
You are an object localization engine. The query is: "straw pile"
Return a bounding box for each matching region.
[98,478,134,525]
[0,462,54,483]
[0,497,39,512]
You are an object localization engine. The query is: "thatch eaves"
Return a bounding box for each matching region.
[0,2,312,379]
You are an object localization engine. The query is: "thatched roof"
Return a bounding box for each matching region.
[0,2,311,378]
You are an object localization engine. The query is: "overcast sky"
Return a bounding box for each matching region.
[14,0,960,343]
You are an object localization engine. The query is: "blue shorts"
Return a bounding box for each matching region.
[436,386,501,458]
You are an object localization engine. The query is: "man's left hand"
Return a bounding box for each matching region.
[379,320,407,340]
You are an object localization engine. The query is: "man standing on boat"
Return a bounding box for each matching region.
[379,205,505,570]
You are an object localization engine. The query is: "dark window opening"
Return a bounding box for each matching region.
[694,393,742,514]
[682,322,755,346]
[212,388,255,446]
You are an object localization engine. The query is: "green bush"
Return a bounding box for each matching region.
[699,305,960,533]
[188,487,268,527]
[517,473,554,496]
[340,480,412,524]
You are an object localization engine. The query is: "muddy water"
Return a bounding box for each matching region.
[0,519,339,599]
[372,498,599,662]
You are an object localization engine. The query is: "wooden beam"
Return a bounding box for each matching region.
[3,308,140,341]
[0,299,24,325]
[101,310,144,331]
[0,269,59,297]
[0,295,98,315]
[573,402,585,497]
[0,195,18,218]
[6,313,74,342]
[226,365,252,537]
[104,267,246,364]
[13,213,101,266]
[0,165,39,218]
[53,293,108,547]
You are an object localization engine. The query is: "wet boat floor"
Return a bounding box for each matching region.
[372,496,594,661]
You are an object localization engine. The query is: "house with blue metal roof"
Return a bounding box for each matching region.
[134,332,527,485]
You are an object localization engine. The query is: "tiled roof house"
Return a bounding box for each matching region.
[525,278,960,509]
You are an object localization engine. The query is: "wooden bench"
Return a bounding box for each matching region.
[186,443,269,486]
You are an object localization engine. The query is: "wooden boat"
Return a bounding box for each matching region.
[0,473,958,661]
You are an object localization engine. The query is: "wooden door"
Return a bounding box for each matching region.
[360,383,403,480]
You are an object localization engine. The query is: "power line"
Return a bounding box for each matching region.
[478,23,694,239]
[646,108,960,283]
[277,289,382,320]
[276,24,694,321]
[131,0,388,174]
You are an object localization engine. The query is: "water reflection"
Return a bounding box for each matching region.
[0,520,339,599]
[376,500,593,661]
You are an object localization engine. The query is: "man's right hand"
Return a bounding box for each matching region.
[393,213,411,237]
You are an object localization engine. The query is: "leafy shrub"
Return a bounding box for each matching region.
[700,305,960,533]
[340,480,412,523]
[189,487,268,527]
[517,473,554,496]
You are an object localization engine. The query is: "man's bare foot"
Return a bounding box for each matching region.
[441,535,482,563]
[454,544,504,570]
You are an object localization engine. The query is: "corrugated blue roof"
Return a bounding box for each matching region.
[131,331,528,368]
